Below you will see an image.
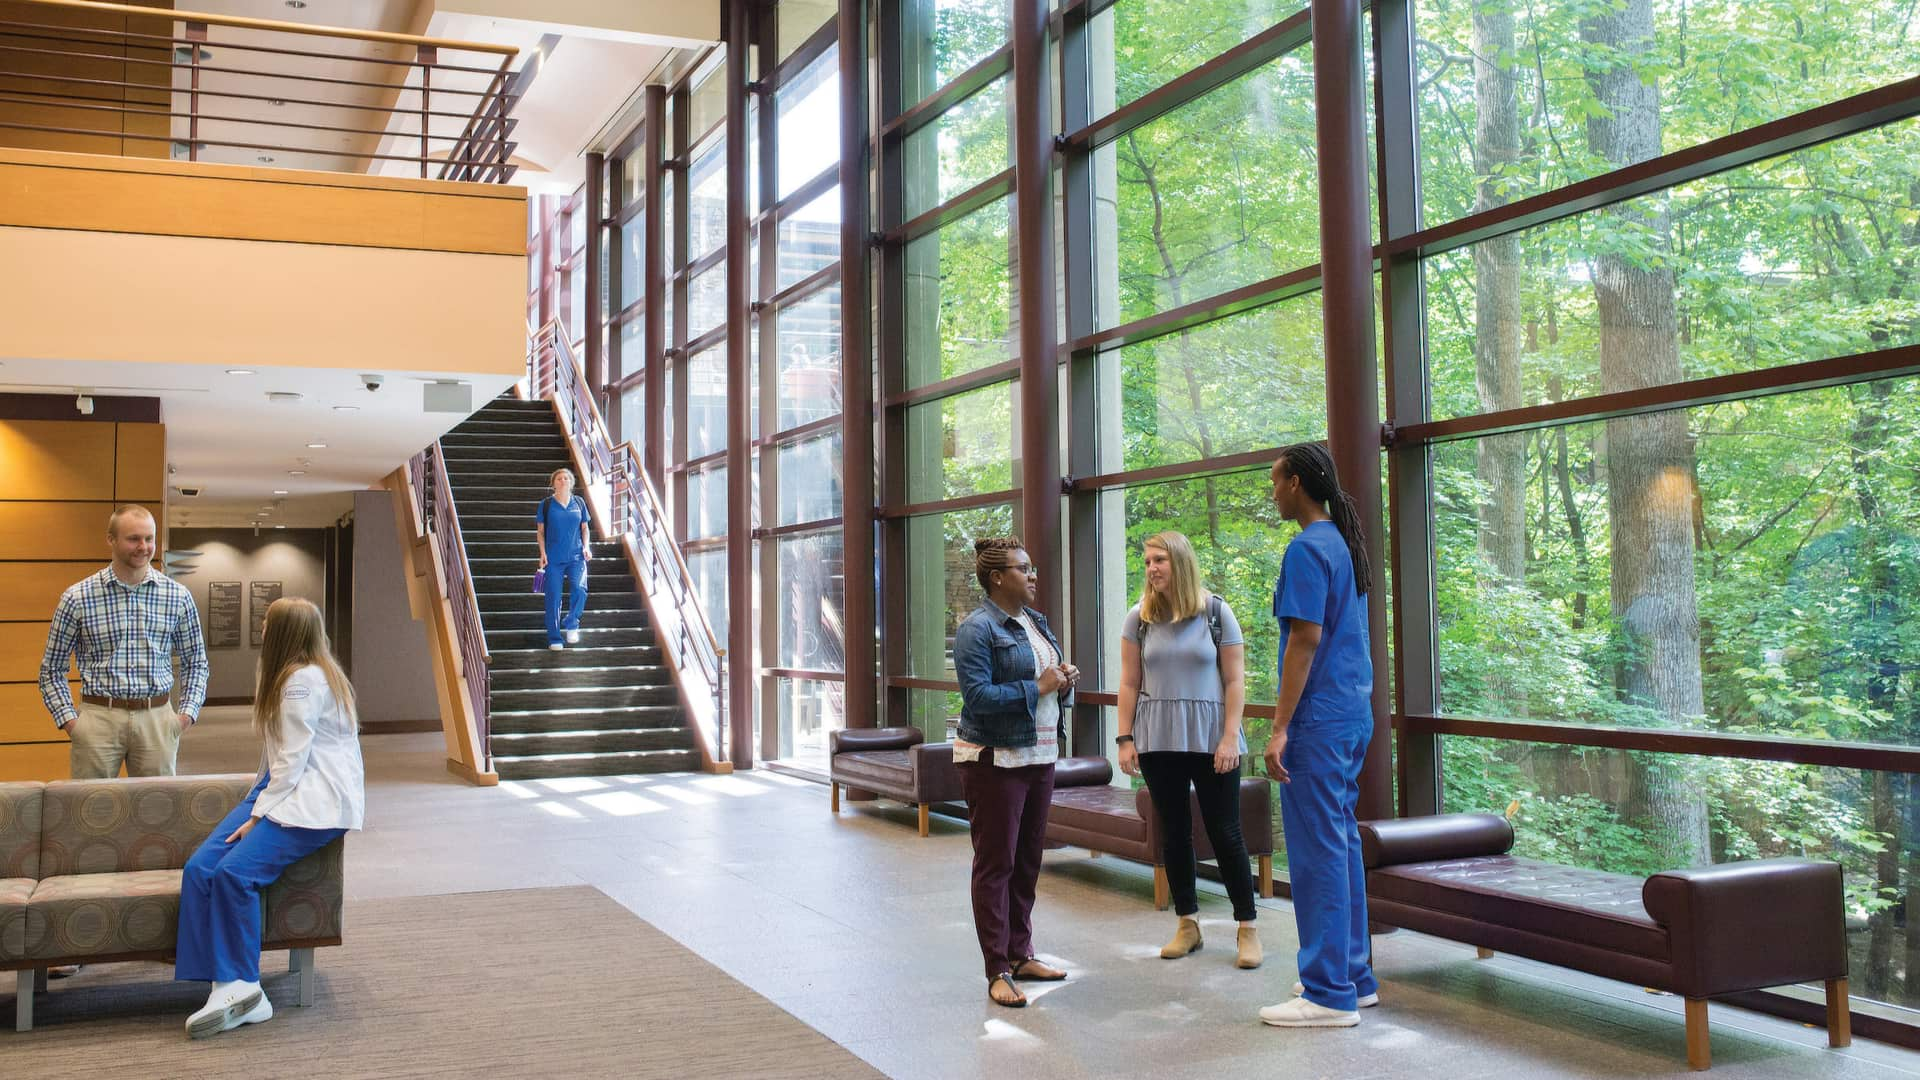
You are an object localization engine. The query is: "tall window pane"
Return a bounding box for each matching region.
[775,285,841,428]
[905,502,1015,676]
[777,46,841,199]
[904,381,1017,501]
[903,197,1015,388]
[901,76,1009,221]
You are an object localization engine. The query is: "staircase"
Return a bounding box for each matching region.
[438,395,703,780]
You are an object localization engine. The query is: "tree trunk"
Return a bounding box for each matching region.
[1472,1,1526,583]
[1582,0,1710,868]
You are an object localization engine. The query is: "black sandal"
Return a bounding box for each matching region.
[1011,957,1067,981]
[988,972,1027,1008]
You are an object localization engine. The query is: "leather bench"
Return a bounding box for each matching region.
[1046,757,1274,908]
[1360,812,1850,1070]
[827,727,963,837]
[3,774,345,1032]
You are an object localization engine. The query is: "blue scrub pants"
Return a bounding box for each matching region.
[1278,717,1377,1011]
[176,775,344,984]
[544,555,588,646]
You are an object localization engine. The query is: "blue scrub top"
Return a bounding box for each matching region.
[1273,519,1373,726]
[537,495,589,563]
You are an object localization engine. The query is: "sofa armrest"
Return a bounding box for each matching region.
[830,726,924,757]
[263,835,344,946]
[909,742,965,804]
[1237,778,1274,856]
[1642,857,1846,997]
[1053,756,1113,788]
[1359,813,1513,869]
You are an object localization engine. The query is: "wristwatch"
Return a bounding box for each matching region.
[1114,734,1134,746]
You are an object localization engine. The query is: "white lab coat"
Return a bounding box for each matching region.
[251,664,366,831]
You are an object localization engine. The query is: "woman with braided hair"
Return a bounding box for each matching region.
[1256,442,1380,1030]
[951,536,1080,1008]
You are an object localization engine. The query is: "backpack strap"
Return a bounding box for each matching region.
[1206,593,1224,647]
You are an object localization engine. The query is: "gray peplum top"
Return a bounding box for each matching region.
[1121,596,1247,755]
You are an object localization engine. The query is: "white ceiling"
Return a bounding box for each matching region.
[0,356,518,527]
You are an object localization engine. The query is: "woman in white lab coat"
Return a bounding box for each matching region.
[175,596,365,1039]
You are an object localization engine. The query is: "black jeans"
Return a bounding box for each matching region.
[1138,751,1258,922]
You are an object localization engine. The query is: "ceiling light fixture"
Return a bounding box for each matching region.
[268,99,287,106]
[285,0,306,7]
[306,442,327,449]
[273,489,288,495]
[257,155,275,164]
[226,368,254,376]
[287,469,306,476]
[275,524,286,529]
[332,405,359,413]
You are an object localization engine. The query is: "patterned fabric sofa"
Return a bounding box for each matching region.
[1,774,345,1032]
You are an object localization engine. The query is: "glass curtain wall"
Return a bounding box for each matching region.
[525,185,586,342]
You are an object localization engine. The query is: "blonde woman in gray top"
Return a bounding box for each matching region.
[1117,531,1261,969]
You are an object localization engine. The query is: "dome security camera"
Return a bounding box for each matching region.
[360,373,385,392]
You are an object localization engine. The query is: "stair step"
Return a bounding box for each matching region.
[486,626,656,650]
[482,609,649,631]
[492,748,702,780]
[477,595,641,618]
[475,399,550,414]
[489,704,684,734]
[490,684,680,710]
[458,499,567,517]
[451,485,561,502]
[460,513,577,532]
[492,664,672,691]
[442,459,572,477]
[489,728,693,756]
[490,645,663,669]
[467,552,623,574]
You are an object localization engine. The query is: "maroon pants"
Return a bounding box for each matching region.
[957,755,1056,980]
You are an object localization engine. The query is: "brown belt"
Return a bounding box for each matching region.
[80,692,171,710]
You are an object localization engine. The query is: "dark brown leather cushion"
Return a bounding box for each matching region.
[1052,756,1112,788]
[1136,778,1275,858]
[1048,783,1147,845]
[1369,854,1669,961]
[830,727,922,756]
[832,749,914,796]
[1361,813,1513,869]
[1643,857,1848,996]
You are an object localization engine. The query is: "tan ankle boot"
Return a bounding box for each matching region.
[1236,926,1263,969]
[1161,917,1203,959]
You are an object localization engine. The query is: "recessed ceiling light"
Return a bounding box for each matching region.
[268,99,287,107]
[287,469,306,476]
[226,368,254,376]
[273,489,289,495]
[332,405,359,413]
[257,155,275,164]
[275,524,286,529]
[306,442,327,449]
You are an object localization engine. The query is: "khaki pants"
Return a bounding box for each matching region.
[67,701,181,779]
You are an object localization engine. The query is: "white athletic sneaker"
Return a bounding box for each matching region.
[1292,980,1379,1008]
[566,629,580,644]
[548,643,566,651]
[236,994,274,1029]
[1260,996,1360,1028]
[186,981,263,1039]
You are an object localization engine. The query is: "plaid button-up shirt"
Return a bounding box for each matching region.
[39,566,209,728]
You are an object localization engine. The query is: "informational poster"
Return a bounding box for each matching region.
[207,581,243,648]
[249,581,283,647]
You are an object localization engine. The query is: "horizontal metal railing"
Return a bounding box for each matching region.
[0,0,520,180]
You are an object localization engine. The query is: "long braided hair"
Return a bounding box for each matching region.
[1275,443,1372,596]
[974,536,1027,593]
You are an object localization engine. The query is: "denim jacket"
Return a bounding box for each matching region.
[953,600,1073,749]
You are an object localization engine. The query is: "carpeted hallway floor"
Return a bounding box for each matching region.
[13,885,881,1079]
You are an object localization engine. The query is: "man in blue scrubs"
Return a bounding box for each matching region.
[1258,443,1379,1029]
[536,468,593,650]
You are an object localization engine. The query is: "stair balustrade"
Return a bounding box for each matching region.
[406,440,493,770]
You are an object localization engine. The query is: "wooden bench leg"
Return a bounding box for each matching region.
[917,802,930,837]
[1476,946,1495,960]
[1685,998,1710,1071]
[33,968,47,993]
[830,782,840,813]
[1153,865,1170,910]
[1826,977,1851,1048]
[1258,854,1274,898]
[291,948,316,1006]
[15,968,33,1032]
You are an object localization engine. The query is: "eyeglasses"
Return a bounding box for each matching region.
[1007,563,1035,575]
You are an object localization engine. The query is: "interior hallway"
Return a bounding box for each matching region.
[168,706,1920,1078]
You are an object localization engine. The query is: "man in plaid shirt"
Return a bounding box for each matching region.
[39,505,209,778]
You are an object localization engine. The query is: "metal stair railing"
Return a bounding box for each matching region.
[528,320,727,763]
[406,439,493,771]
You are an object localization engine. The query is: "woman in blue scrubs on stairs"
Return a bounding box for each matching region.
[1256,442,1380,1029]
[536,467,593,650]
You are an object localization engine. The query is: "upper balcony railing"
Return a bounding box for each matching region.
[0,0,520,181]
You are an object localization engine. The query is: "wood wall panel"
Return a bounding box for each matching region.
[114,422,165,501]
[0,680,75,730]
[0,502,111,560]
[0,1,176,160]
[0,420,116,500]
[0,153,527,255]
[0,743,71,782]
[0,622,73,682]
[0,562,90,621]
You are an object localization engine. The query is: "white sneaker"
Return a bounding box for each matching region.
[1260,995,1360,1028]
[566,630,580,644]
[548,643,565,651]
[1292,980,1379,1008]
[186,981,263,1039]
[236,995,274,1029]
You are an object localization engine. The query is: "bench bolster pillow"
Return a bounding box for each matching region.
[830,726,923,756]
[1052,756,1113,789]
[1359,813,1513,869]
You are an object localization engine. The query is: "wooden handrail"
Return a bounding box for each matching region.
[17,0,520,56]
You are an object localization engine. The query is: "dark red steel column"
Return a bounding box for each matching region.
[840,0,877,730]
[1011,0,1062,618]
[724,0,755,766]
